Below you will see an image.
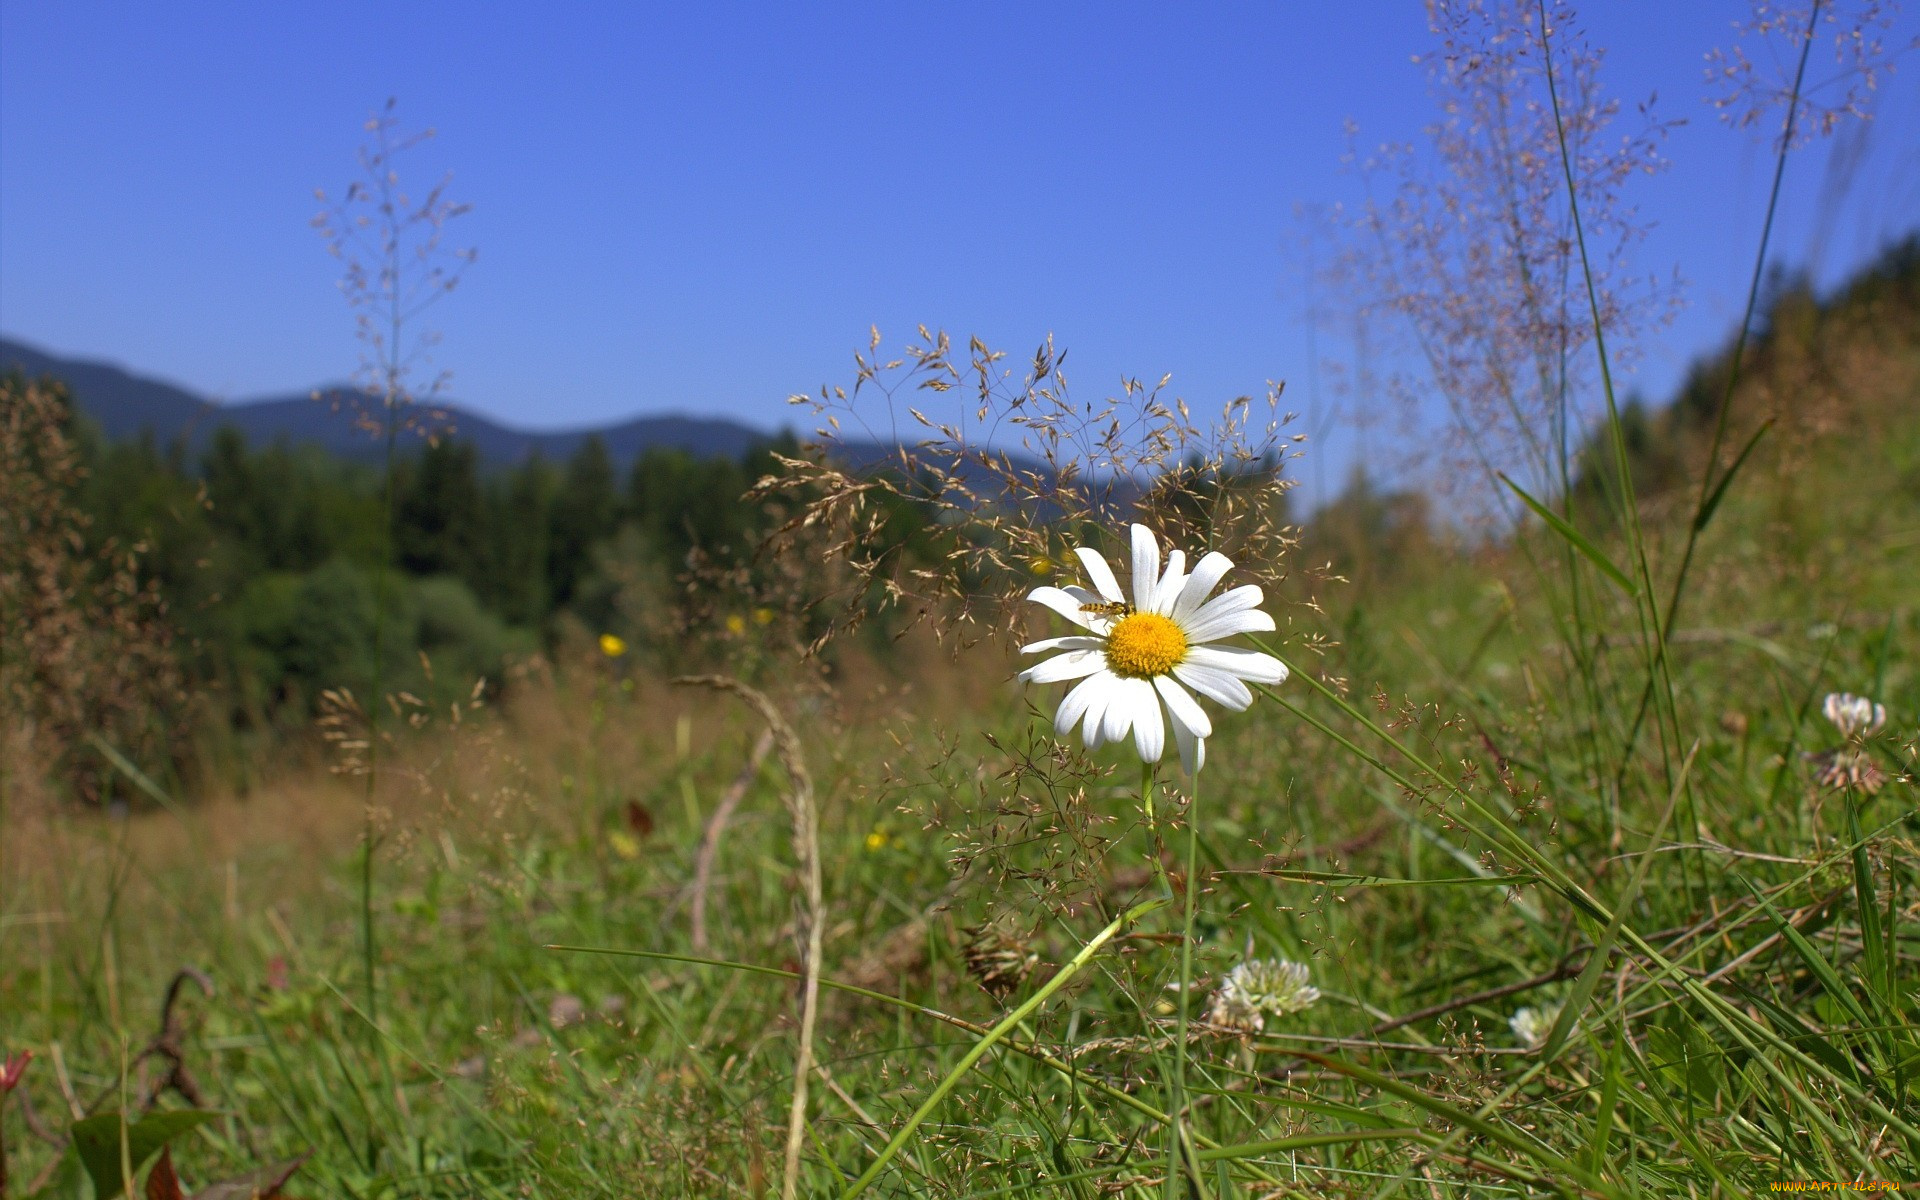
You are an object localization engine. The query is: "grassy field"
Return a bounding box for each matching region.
[6,11,1920,1187]
[3,243,1916,1199]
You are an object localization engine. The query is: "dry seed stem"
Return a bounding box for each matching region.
[672,676,821,1200]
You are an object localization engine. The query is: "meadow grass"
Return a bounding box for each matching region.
[5,7,1919,1196]
[1,282,1914,1196]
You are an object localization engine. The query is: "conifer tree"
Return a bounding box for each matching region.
[546,435,618,607]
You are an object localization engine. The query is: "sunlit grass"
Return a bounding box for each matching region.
[5,5,1919,1196]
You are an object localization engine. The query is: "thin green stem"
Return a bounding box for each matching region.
[1535,0,1699,901]
[1166,768,1203,1198]
[360,112,410,1040]
[355,140,408,1173]
[361,402,398,1038]
[1141,760,1169,894]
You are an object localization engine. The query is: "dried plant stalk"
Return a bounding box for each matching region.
[688,727,777,953]
[672,676,820,1200]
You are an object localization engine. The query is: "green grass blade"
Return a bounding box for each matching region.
[1246,869,1535,889]
[839,896,1170,1198]
[1543,743,1694,1063]
[1281,1049,1604,1198]
[1586,1032,1623,1178]
[1498,473,1636,596]
[1692,418,1774,532]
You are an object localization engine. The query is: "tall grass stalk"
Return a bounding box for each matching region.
[1532,0,1698,905]
[311,97,473,1172]
[1534,0,1912,1167]
[362,392,400,1035]
[671,676,823,1200]
[1614,0,1823,776]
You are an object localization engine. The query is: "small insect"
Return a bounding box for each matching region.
[1079,600,1135,619]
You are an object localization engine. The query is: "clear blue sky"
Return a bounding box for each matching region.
[3,2,1915,503]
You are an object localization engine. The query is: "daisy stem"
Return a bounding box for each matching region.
[1141,760,1170,895]
[1167,767,1202,1195]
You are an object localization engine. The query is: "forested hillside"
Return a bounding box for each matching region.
[4,235,1913,799]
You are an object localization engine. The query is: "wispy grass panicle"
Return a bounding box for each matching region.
[1707,0,1913,145]
[1339,0,1677,510]
[311,97,476,440]
[310,99,474,1124]
[755,327,1303,656]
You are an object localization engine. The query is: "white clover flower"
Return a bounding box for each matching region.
[1509,1004,1562,1051]
[1019,523,1285,775]
[1208,958,1319,1033]
[1813,748,1887,796]
[1823,692,1886,740]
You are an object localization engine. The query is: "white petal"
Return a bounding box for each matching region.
[1060,671,1117,743]
[1153,549,1186,615]
[1130,524,1160,611]
[1085,672,1124,748]
[1187,583,1263,624]
[1173,718,1206,776]
[1020,649,1107,685]
[1021,635,1104,655]
[1185,645,1288,685]
[1084,692,1109,746]
[1130,678,1165,763]
[1172,551,1234,621]
[1172,661,1254,711]
[1153,675,1213,740]
[1102,677,1138,746]
[1185,607,1277,643]
[1073,546,1125,603]
[1028,585,1100,630]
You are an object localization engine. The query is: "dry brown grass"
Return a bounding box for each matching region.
[0,376,187,804]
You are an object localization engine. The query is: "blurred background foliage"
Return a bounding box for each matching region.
[3,233,1913,805]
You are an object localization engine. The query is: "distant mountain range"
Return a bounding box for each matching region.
[0,336,782,467]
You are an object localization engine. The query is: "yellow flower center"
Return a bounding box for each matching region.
[1104,611,1188,678]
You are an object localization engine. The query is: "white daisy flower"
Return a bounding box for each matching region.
[1018,523,1285,775]
[1823,692,1886,740]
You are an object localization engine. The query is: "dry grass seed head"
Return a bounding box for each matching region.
[0,376,187,802]
[757,327,1303,658]
[1335,0,1678,516]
